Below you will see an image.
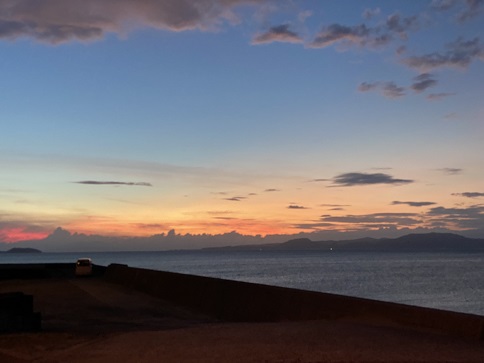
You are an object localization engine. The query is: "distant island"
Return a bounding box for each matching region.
[203,233,484,253]
[3,247,42,254]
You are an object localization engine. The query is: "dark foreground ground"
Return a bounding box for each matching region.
[1,274,484,362]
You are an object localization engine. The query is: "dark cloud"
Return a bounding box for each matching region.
[0,0,263,44]
[382,82,406,98]
[452,192,484,198]
[438,168,462,175]
[330,172,414,187]
[432,0,484,22]
[252,24,303,45]
[358,81,405,98]
[385,13,419,40]
[358,82,379,92]
[426,92,456,101]
[426,205,484,230]
[310,23,371,48]
[428,205,483,216]
[287,205,308,210]
[264,188,280,192]
[310,13,419,50]
[74,181,152,186]
[224,196,247,202]
[457,0,484,22]
[427,206,484,230]
[403,37,484,71]
[223,204,484,235]
[411,73,438,93]
[321,213,420,225]
[134,223,169,230]
[392,201,437,207]
[291,222,336,229]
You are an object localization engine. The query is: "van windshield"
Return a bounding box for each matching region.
[77,260,91,266]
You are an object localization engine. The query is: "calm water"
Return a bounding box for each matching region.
[1,250,483,316]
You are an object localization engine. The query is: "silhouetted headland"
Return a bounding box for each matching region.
[2,247,42,254]
[203,232,484,252]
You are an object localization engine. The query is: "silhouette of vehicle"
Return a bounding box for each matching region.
[75,258,93,276]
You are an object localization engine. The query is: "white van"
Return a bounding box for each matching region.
[75,258,93,276]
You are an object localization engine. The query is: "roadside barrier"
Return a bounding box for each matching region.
[105,263,484,340]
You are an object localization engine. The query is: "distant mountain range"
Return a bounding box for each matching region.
[203,233,484,252]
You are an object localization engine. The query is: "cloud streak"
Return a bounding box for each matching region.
[411,73,437,93]
[452,192,484,198]
[0,0,263,44]
[330,172,414,187]
[426,92,455,101]
[438,168,462,175]
[403,37,484,71]
[358,81,406,98]
[74,181,153,187]
[252,24,303,44]
[309,13,419,50]
[431,0,484,23]
[392,201,436,207]
[321,212,420,226]
[287,205,308,210]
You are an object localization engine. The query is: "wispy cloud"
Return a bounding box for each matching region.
[74,181,152,186]
[0,0,263,44]
[224,196,247,202]
[426,92,456,101]
[403,37,484,71]
[330,172,414,187]
[310,23,372,48]
[392,201,437,207]
[358,81,406,99]
[438,168,462,175]
[411,73,438,93]
[321,212,420,225]
[362,8,381,20]
[252,24,303,45]
[264,188,280,192]
[390,205,483,231]
[385,13,419,40]
[452,192,484,198]
[287,204,308,210]
[309,13,418,50]
[431,0,484,23]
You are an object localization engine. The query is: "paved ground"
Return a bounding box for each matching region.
[1,277,483,363]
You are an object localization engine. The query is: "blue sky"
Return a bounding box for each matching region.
[0,0,483,249]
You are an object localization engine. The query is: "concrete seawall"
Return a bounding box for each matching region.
[105,263,484,340]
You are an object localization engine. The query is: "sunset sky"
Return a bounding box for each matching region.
[1,0,483,248]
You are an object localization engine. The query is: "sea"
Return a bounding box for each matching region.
[1,250,483,316]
